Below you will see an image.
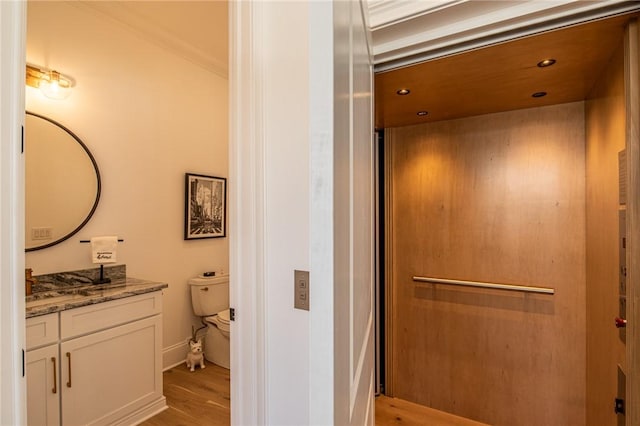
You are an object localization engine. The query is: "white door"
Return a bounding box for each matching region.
[309,1,375,424]
[229,0,374,424]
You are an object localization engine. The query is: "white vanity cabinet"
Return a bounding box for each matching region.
[26,291,166,426]
[60,315,163,425]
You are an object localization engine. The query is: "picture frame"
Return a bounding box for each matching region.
[185,173,227,239]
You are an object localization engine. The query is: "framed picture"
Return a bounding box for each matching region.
[185,173,227,239]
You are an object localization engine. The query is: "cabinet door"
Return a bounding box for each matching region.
[27,344,61,426]
[60,315,162,426]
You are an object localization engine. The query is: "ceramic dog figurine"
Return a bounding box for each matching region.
[186,339,206,372]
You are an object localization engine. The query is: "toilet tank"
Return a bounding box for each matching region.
[189,275,229,316]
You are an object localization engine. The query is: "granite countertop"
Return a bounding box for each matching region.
[26,267,168,318]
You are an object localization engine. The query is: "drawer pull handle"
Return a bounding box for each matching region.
[51,357,57,394]
[66,352,72,388]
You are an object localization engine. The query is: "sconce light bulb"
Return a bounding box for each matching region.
[40,71,71,100]
[25,65,75,100]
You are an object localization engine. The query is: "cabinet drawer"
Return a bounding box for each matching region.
[61,292,162,340]
[26,313,59,350]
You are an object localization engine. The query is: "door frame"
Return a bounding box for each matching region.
[228,1,267,424]
[0,1,27,424]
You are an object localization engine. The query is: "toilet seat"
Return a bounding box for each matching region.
[217,309,230,324]
[205,309,230,334]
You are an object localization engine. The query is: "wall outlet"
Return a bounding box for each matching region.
[294,270,309,311]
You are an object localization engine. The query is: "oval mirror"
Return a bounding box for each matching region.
[25,112,101,251]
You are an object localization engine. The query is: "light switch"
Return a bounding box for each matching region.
[31,227,52,240]
[294,270,309,311]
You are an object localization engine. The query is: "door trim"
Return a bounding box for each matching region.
[229,1,267,424]
[382,130,394,397]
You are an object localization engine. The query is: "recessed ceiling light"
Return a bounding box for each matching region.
[417,111,428,116]
[396,88,410,95]
[537,59,556,68]
[532,91,547,98]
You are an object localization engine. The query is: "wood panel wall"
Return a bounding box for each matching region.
[585,42,626,426]
[625,20,640,426]
[386,102,586,426]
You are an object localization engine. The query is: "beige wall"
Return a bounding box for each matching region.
[585,41,626,425]
[24,2,228,368]
[387,102,586,425]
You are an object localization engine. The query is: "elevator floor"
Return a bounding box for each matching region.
[375,395,490,426]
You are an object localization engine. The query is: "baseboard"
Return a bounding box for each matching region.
[162,337,190,371]
[119,396,167,425]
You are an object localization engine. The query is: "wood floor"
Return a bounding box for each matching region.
[139,362,230,426]
[376,396,490,426]
[140,363,489,426]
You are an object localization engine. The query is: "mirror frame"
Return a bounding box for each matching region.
[25,111,102,252]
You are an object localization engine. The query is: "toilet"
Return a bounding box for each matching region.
[189,274,230,369]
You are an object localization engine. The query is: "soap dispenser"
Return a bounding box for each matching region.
[25,268,36,296]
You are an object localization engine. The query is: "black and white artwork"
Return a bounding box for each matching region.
[185,173,226,239]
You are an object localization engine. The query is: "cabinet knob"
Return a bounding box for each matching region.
[615,317,627,328]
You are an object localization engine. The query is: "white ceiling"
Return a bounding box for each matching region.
[76,0,228,78]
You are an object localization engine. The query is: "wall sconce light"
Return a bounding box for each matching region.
[26,64,75,100]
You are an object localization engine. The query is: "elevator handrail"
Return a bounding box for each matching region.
[412,276,555,295]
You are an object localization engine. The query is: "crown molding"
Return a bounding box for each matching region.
[367,0,467,30]
[74,2,228,79]
[371,0,640,70]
